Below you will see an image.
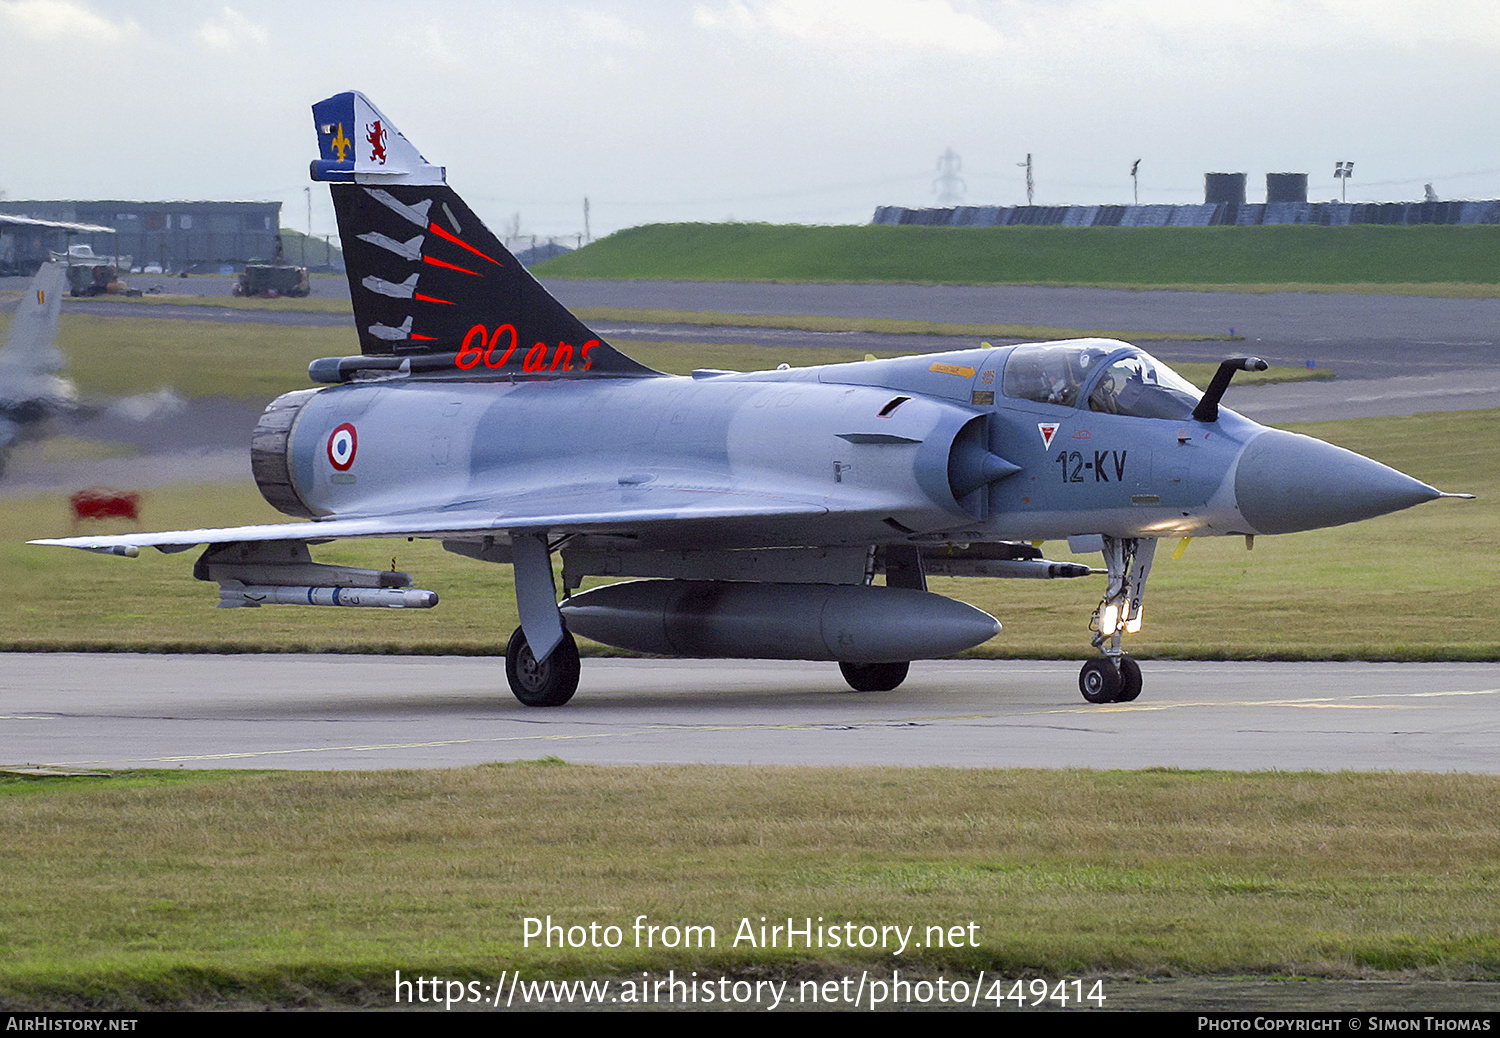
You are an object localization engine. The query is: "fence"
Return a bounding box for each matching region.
[871,200,1500,228]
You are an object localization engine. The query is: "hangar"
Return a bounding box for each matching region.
[0,199,281,275]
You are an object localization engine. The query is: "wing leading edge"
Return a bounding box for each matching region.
[30,487,833,553]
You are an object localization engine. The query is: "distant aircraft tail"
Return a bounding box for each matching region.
[309,91,655,379]
[1,262,72,460]
[1,262,66,374]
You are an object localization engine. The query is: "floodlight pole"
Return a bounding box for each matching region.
[1334,161,1353,203]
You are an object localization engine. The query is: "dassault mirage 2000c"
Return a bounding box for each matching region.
[32,91,1469,707]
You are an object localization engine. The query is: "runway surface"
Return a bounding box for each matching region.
[4,656,1497,773]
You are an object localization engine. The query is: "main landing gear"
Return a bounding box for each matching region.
[839,660,910,692]
[838,545,919,693]
[1078,536,1155,704]
[505,625,581,707]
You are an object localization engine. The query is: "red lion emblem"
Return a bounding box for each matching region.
[366,120,387,164]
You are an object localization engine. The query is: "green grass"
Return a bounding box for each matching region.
[1,765,1497,1008]
[534,223,1500,289]
[52,313,349,400]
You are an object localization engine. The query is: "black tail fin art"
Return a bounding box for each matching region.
[310,91,655,380]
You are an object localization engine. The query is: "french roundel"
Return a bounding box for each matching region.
[327,423,358,471]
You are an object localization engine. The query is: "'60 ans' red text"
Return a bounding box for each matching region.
[456,323,598,372]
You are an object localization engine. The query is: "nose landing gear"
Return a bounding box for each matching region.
[1079,536,1155,704]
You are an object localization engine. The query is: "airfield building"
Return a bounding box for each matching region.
[0,200,281,275]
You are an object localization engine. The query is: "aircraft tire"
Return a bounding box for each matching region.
[1116,655,1143,702]
[1078,657,1121,704]
[838,660,910,693]
[505,626,580,707]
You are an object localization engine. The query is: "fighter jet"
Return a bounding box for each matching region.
[30,92,1470,707]
[1,262,77,477]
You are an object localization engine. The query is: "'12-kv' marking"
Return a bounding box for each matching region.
[1058,449,1128,483]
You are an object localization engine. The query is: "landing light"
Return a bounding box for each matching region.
[1099,603,1120,636]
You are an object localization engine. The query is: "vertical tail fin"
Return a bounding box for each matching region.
[1,262,67,374]
[309,91,655,379]
[1,262,72,458]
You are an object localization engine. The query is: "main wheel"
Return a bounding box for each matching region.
[1079,657,1121,704]
[839,660,909,693]
[1115,655,1143,702]
[505,626,580,707]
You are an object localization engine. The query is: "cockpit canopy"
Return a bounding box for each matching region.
[1002,341,1204,421]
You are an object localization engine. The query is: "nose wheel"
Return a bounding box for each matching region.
[1079,536,1155,704]
[1079,654,1142,704]
[1116,655,1142,702]
[1078,657,1118,703]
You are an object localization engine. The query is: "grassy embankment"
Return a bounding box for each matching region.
[534,222,1500,294]
[2,765,1498,1008]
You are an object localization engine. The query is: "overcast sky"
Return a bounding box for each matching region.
[2,0,1496,242]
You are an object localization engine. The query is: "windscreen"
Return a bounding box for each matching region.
[1004,343,1202,420]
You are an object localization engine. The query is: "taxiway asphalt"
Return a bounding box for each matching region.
[4,657,1496,773]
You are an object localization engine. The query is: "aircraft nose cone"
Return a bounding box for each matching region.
[1234,429,1442,535]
